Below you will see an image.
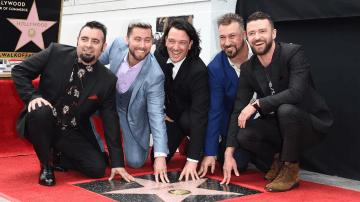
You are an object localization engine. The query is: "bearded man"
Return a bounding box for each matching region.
[91,21,169,183]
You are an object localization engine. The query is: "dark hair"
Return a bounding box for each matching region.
[127,20,153,39]
[157,19,201,59]
[247,11,274,29]
[217,13,245,32]
[78,21,107,44]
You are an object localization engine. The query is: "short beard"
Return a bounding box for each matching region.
[251,39,273,56]
[80,53,95,64]
[129,48,147,61]
[223,39,245,59]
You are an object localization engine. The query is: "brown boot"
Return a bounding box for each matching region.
[264,153,284,181]
[265,162,300,192]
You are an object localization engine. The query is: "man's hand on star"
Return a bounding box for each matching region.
[154,156,170,183]
[198,156,216,177]
[238,103,257,128]
[109,167,135,182]
[179,161,200,181]
[221,147,239,185]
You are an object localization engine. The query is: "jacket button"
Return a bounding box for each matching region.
[119,102,121,104]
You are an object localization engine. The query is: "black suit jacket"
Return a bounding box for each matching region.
[11,43,125,168]
[227,42,333,147]
[154,50,210,160]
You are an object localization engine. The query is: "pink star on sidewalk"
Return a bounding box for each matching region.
[7,0,57,51]
[103,178,242,202]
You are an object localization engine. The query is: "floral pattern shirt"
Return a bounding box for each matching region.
[52,61,93,132]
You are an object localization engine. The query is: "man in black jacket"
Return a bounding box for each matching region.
[154,19,209,182]
[12,21,134,186]
[221,12,333,192]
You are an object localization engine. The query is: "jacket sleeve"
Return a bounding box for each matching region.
[203,64,223,156]
[11,43,54,104]
[146,68,169,154]
[187,63,210,161]
[99,79,125,168]
[226,67,255,148]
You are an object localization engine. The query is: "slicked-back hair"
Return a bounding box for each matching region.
[217,13,245,32]
[127,21,153,39]
[78,21,107,44]
[157,19,201,59]
[247,11,274,30]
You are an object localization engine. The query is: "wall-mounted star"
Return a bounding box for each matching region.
[103,178,242,202]
[7,0,57,51]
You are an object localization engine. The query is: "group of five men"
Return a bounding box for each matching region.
[12,11,332,192]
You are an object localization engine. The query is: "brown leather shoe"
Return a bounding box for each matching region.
[265,162,300,192]
[264,153,284,181]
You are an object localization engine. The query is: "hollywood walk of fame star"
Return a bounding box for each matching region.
[103,178,242,202]
[7,0,57,51]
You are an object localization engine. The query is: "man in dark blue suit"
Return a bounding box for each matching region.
[198,13,269,177]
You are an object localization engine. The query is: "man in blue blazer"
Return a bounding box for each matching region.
[198,13,269,177]
[91,21,169,183]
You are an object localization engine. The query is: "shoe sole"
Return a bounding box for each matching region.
[38,181,56,186]
[265,181,300,192]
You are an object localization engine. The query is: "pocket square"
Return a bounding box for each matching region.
[89,94,98,99]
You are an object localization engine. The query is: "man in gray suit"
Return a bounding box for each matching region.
[92,21,169,183]
[222,12,333,192]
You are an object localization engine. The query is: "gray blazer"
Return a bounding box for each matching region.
[97,37,168,154]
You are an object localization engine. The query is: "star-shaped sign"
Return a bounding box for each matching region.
[7,0,57,51]
[103,178,242,202]
[74,171,262,202]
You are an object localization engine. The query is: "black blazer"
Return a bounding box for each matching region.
[154,50,210,160]
[227,42,333,147]
[11,43,125,168]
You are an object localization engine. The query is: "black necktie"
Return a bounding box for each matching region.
[167,63,174,83]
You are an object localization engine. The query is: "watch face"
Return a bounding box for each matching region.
[250,98,256,104]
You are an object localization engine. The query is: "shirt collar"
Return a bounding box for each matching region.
[166,57,186,68]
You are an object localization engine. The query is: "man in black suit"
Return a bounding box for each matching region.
[154,19,210,181]
[11,21,134,186]
[221,12,333,192]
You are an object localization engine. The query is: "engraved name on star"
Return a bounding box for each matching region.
[7,0,57,51]
[103,178,242,202]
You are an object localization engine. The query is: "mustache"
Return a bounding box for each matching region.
[224,44,235,49]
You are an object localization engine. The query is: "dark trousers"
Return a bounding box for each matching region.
[218,134,270,173]
[24,105,106,178]
[151,109,191,163]
[237,104,326,165]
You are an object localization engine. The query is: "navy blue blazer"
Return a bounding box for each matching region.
[204,51,255,156]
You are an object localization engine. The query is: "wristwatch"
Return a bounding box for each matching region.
[250,98,260,110]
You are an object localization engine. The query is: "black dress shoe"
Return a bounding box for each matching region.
[52,149,68,172]
[39,164,56,186]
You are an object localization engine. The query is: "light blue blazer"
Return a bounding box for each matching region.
[97,37,168,154]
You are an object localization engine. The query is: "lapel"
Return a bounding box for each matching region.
[253,57,270,96]
[129,55,151,106]
[269,43,281,95]
[222,51,238,88]
[77,61,100,108]
[109,46,128,74]
[61,50,77,100]
[173,57,191,90]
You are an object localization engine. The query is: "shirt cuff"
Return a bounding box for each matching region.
[187,158,199,163]
[154,152,168,158]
